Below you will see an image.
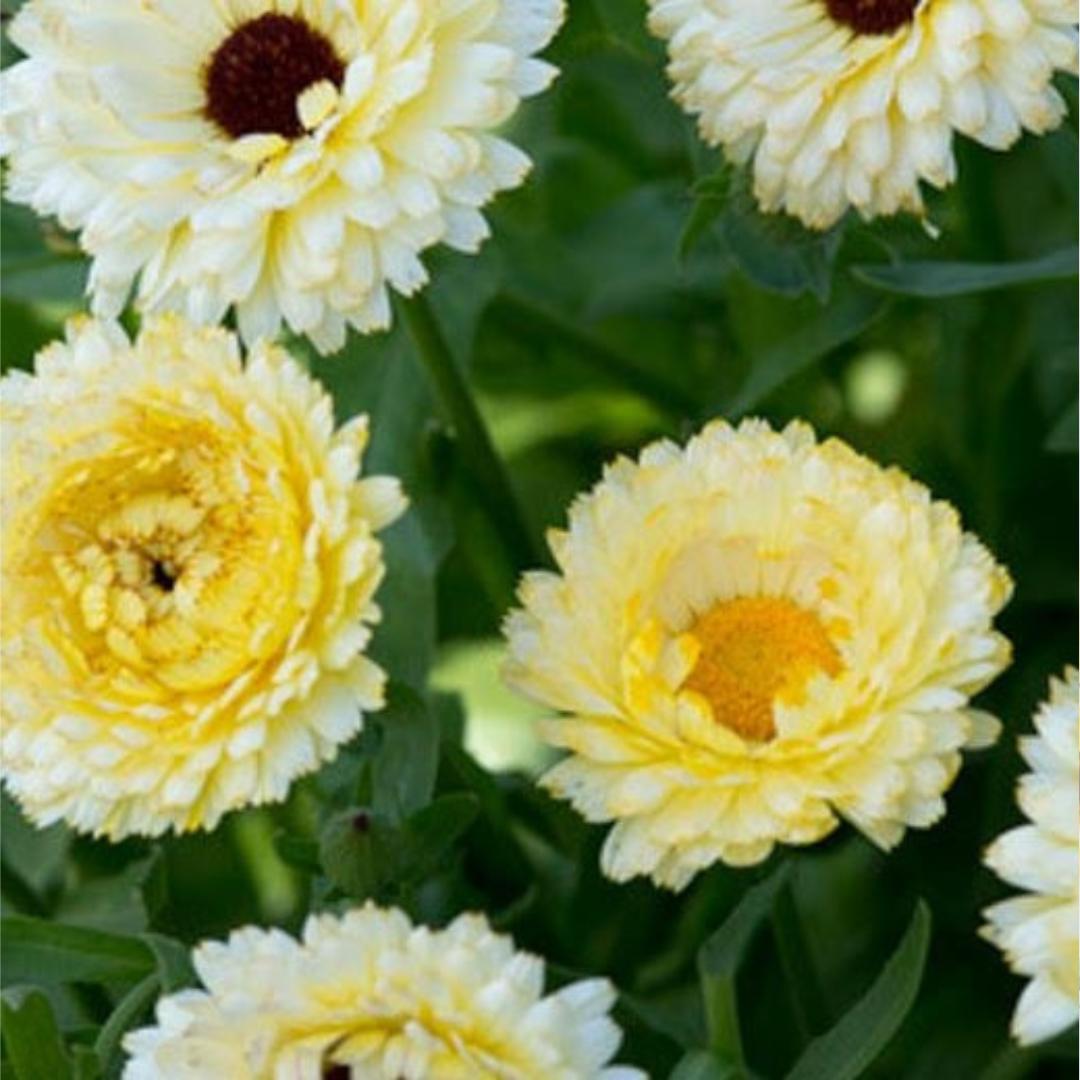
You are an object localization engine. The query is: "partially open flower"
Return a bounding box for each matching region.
[504,419,1012,889]
[983,668,1079,1046]
[0,0,565,352]
[1,315,405,837]
[647,0,1078,228]
[123,904,644,1078]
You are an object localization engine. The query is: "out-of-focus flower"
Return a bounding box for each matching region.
[1,315,405,837]
[505,419,1012,889]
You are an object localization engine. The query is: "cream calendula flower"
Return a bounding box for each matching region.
[982,668,1079,1046]
[123,903,644,1079]
[647,0,1078,228]
[1,315,405,838]
[504,419,1013,890]
[0,0,564,353]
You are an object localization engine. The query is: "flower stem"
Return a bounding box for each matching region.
[399,292,539,572]
[771,872,830,1040]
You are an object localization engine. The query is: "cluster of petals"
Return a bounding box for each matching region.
[1,315,404,838]
[123,903,643,1079]
[504,419,1013,889]
[647,0,1079,227]
[983,668,1079,1046]
[0,0,565,352]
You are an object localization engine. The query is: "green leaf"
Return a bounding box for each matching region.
[852,248,1077,297]
[726,286,885,417]
[670,1050,744,1080]
[697,866,791,1066]
[1,917,154,988]
[372,684,440,821]
[1046,399,1078,453]
[714,171,845,301]
[273,833,321,875]
[785,900,932,1080]
[1,988,72,1080]
[140,934,195,993]
[0,201,87,304]
[92,975,158,1080]
[397,793,479,884]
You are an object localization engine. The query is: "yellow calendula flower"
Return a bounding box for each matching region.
[504,419,1012,890]
[0,0,565,353]
[983,668,1079,1046]
[1,315,405,838]
[647,0,1078,229]
[123,903,644,1078]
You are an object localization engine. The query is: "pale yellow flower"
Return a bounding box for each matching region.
[1,315,405,838]
[0,0,564,353]
[504,419,1012,889]
[123,903,644,1079]
[647,0,1078,228]
[983,668,1079,1046]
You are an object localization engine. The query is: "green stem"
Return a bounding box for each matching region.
[399,292,539,571]
[771,875,830,1039]
[702,974,746,1071]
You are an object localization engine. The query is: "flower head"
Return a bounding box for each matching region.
[504,419,1012,889]
[123,903,643,1078]
[647,0,1078,228]
[983,667,1079,1046]
[1,315,405,838]
[0,0,564,352]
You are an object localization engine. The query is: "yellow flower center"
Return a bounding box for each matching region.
[35,412,303,699]
[684,596,842,742]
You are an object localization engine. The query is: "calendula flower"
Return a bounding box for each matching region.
[983,668,1079,1046]
[647,0,1078,229]
[123,903,643,1078]
[0,0,564,353]
[504,419,1012,890]
[1,315,405,838]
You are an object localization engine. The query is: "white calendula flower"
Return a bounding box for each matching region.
[647,0,1078,228]
[123,903,644,1079]
[504,419,1012,890]
[1,315,406,838]
[983,668,1079,1046]
[0,0,564,353]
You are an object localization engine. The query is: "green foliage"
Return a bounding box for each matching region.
[1,3,1077,1077]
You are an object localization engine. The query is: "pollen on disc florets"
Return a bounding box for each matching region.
[824,0,920,35]
[204,13,345,139]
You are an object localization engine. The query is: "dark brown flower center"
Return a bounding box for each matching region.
[204,13,345,140]
[824,0,919,35]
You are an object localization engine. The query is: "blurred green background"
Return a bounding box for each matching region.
[2,2,1077,1077]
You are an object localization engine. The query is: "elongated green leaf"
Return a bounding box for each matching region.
[785,900,932,1080]
[398,793,479,883]
[852,248,1076,297]
[1,988,72,1080]
[1,917,154,987]
[93,974,158,1080]
[697,866,791,1065]
[670,1050,743,1080]
[727,285,885,418]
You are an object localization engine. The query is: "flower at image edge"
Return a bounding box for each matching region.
[983,667,1079,1046]
[504,418,1013,890]
[1,315,406,838]
[0,0,566,352]
[122,903,645,1078]
[647,0,1079,229]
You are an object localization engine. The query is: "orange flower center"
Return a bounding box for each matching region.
[684,596,842,742]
